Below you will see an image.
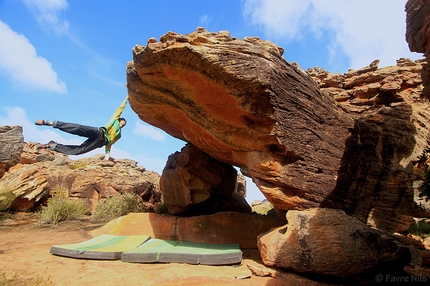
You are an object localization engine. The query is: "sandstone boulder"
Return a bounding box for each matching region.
[307,59,426,232]
[127,28,354,213]
[257,208,418,277]
[0,126,24,178]
[126,28,420,232]
[90,212,286,248]
[406,0,430,97]
[160,143,251,215]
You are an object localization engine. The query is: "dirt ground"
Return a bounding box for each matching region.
[1,213,429,286]
[0,213,333,286]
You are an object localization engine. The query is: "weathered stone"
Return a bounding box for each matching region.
[235,174,247,198]
[127,28,423,233]
[127,27,354,217]
[90,212,286,248]
[0,126,24,178]
[308,59,427,232]
[406,0,430,97]
[0,144,162,212]
[160,143,251,215]
[258,208,416,277]
[20,141,64,164]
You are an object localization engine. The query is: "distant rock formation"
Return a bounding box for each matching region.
[0,142,162,212]
[126,28,426,233]
[0,126,24,179]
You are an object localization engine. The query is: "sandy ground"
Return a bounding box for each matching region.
[0,213,333,286]
[2,213,429,286]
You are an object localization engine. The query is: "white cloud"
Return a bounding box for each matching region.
[243,0,423,70]
[199,14,212,27]
[133,121,166,141]
[22,0,70,35]
[0,21,67,93]
[0,106,77,145]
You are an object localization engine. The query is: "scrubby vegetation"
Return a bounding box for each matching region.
[417,146,430,200]
[36,188,89,225]
[1,269,52,286]
[407,219,430,239]
[68,162,87,170]
[154,202,168,215]
[0,191,15,212]
[91,193,144,222]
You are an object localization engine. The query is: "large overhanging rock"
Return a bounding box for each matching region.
[127,28,418,232]
[127,28,354,213]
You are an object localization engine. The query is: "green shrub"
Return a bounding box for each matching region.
[36,189,89,225]
[1,269,52,286]
[407,219,430,239]
[418,170,430,200]
[68,162,87,170]
[91,193,144,222]
[417,147,430,200]
[0,191,15,211]
[154,202,168,215]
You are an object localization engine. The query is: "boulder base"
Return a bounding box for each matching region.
[258,208,417,277]
[90,212,286,249]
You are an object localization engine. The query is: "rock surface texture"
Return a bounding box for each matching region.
[160,143,251,215]
[91,212,286,249]
[406,0,430,97]
[0,142,162,212]
[307,58,427,232]
[126,28,425,233]
[257,208,418,277]
[127,28,354,216]
[0,126,24,179]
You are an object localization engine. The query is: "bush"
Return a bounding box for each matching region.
[0,191,15,211]
[91,193,144,222]
[68,162,87,170]
[1,269,52,286]
[418,170,430,200]
[407,219,430,239]
[36,189,89,225]
[154,202,168,215]
[417,146,430,200]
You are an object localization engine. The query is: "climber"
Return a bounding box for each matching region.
[35,96,129,160]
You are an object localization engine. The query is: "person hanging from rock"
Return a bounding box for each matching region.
[35,96,129,160]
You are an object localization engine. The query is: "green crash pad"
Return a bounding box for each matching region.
[50,234,151,260]
[121,239,242,265]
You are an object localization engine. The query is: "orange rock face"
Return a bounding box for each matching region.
[126,28,428,233]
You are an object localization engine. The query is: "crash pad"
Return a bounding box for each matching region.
[121,238,242,265]
[50,234,150,260]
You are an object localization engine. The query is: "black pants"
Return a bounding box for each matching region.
[52,121,106,155]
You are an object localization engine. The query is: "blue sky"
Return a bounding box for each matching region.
[0,0,424,203]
